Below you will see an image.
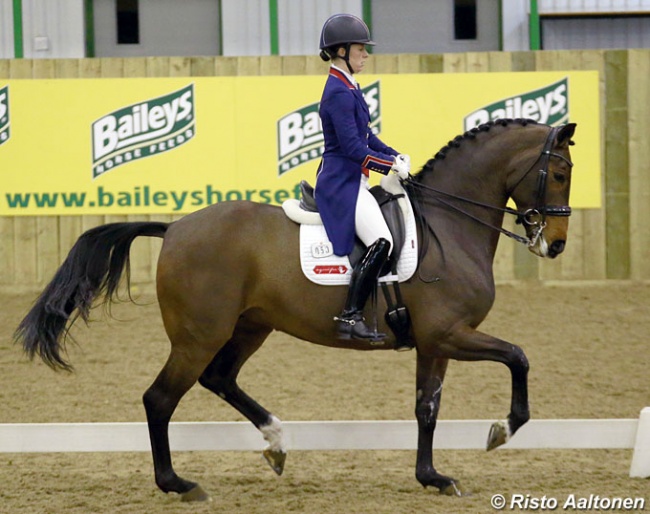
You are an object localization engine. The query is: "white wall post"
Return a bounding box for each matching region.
[630,406,650,478]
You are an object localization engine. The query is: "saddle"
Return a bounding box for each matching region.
[296,180,406,272]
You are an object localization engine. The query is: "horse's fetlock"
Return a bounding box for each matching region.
[510,408,530,428]
[415,466,455,491]
[155,471,176,493]
[156,471,197,495]
[260,415,284,452]
[508,409,530,435]
[415,466,435,485]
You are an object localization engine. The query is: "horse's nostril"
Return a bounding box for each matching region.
[549,240,565,256]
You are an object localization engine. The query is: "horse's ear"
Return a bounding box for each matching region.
[556,123,577,147]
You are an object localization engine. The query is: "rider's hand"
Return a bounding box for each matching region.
[391,154,411,180]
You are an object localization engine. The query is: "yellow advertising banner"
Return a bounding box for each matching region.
[0,71,600,215]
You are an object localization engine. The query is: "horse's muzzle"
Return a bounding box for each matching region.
[528,235,566,258]
[548,239,566,258]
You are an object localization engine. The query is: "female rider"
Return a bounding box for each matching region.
[315,13,410,341]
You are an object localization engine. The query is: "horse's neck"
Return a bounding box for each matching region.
[432,143,510,202]
[425,124,539,219]
[417,154,510,266]
[430,151,509,206]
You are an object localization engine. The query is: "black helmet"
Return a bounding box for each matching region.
[319,13,375,51]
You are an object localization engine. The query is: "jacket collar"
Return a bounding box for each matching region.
[329,65,358,90]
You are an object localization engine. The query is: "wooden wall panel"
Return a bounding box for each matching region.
[33,59,63,284]
[603,51,630,279]
[535,51,585,280]
[0,59,13,285]
[0,50,648,287]
[627,50,650,280]
[9,60,38,286]
[575,50,607,280]
[488,52,517,283]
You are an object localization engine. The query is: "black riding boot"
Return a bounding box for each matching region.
[336,238,391,341]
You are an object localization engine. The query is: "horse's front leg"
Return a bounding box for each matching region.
[485,337,530,451]
[444,327,530,450]
[414,354,464,496]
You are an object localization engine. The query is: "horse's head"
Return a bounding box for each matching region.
[509,123,577,258]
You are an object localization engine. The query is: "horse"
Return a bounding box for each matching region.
[14,118,576,501]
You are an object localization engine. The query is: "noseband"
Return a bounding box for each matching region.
[406,125,574,248]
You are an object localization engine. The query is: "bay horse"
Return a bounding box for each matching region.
[15,118,576,501]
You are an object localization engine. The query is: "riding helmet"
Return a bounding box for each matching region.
[319,13,375,62]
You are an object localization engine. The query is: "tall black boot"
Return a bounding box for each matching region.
[335,238,390,341]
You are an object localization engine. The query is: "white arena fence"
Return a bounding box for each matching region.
[1,408,648,478]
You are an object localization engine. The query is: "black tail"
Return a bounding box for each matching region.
[13,221,169,371]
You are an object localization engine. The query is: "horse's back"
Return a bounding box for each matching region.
[161,200,295,268]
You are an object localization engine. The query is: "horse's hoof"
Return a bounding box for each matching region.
[440,481,465,497]
[180,484,211,502]
[486,420,510,451]
[263,447,287,476]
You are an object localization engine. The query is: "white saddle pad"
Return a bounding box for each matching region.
[283,175,418,286]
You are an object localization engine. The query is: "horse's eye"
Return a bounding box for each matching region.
[553,172,566,184]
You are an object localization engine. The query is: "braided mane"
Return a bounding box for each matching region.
[418,118,538,176]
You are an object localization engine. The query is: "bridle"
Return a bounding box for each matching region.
[507,125,573,246]
[406,125,574,248]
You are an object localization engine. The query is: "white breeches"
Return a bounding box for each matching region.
[355,175,394,254]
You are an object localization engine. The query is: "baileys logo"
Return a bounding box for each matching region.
[277,80,381,176]
[464,77,569,131]
[0,85,9,146]
[92,84,195,178]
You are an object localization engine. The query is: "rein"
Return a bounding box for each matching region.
[405,126,573,253]
[407,179,531,245]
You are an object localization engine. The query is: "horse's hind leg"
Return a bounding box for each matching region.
[414,355,464,496]
[198,317,287,474]
[143,344,216,501]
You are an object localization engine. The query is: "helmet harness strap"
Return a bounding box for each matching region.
[324,43,355,75]
[341,43,354,75]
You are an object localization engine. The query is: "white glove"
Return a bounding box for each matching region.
[391,154,411,180]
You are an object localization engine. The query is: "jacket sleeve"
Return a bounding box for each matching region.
[368,131,399,157]
[325,90,395,174]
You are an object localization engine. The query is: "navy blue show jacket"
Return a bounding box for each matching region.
[315,68,399,256]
